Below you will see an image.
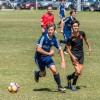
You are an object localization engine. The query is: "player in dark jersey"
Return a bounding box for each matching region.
[66,20,91,91]
[34,22,66,92]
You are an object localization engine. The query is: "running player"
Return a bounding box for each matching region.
[66,20,91,91]
[57,0,66,33]
[40,4,54,34]
[34,22,66,92]
[59,9,76,54]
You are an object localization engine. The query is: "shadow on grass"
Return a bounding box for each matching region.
[76,85,87,89]
[64,85,87,90]
[33,88,51,92]
[33,88,65,93]
[33,88,58,92]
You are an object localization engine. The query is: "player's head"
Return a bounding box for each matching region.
[46,22,56,37]
[71,20,80,33]
[70,9,76,18]
[47,4,52,14]
[61,0,65,4]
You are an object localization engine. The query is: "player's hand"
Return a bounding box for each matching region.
[61,61,66,69]
[42,28,45,33]
[72,56,77,62]
[88,47,92,56]
[41,22,44,26]
[49,49,54,56]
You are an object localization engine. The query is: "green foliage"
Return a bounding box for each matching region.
[0,10,100,100]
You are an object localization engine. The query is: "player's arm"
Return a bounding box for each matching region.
[37,36,54,56]
[40,15,45,32]
[62,17,69,27]
[66,46,77,62]
[36,46,54,56]
[54,38,66,69]
[59,48,66,69]
[84,35,91,56]
[66,37,77,62]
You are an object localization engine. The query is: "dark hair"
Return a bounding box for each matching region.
[70,9,76,15]
[71,20,80,27]
[61,0,65,2]
[46,22,56,30]
[47,4,52,9]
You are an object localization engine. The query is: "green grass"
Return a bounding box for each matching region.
[0,10,100,100]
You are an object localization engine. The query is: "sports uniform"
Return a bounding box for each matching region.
[34,32,66,92]
[58,3,65,18]
[41,13,54,29]
[66,31,86,65]
[35,34,61,71]
[63,16,76,39]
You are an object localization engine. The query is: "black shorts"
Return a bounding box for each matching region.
[71,53,84,65]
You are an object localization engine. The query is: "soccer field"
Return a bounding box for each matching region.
[0,10,100,100]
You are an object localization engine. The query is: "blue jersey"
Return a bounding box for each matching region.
[35,34,61,61]
[58,3,65,15]
[63,16,76,38]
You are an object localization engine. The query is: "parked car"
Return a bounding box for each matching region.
[0,0,12,9]
[10,0,26,9]
[81,0,96,10]
[38,0,61,9]
[20,0,36,9]
[89,0,100,11]
[65,0,76,10]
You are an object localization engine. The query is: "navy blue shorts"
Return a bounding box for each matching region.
[60,14,65,19]
[63,31,71,39]
[35,56,55,71]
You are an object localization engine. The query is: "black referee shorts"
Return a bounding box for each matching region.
[71,53,84,65]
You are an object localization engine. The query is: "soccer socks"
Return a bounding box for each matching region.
[60,39,67,44]
[68,72,75,80]
[35,71,41,77]
[57,21,61,26]
[54,74,62,88]
[72,75,79,85]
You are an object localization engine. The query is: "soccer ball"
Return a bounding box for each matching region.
[8,82,19,93]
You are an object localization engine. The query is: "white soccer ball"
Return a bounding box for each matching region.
[8,82,19,93]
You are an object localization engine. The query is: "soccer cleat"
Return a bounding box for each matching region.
[58,86,66,93]
[71,85,78,91]
[59,39,62,44]
[34,71,39,83]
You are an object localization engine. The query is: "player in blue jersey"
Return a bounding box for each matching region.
[59,9,76,54]
[66,20,91,91]
[57,0,66,32]
[34,22,66,92]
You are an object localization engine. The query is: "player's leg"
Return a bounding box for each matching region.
[79,64,83,75]
[66,72,75,89]
[78,55,84,75]
[49,65,66,92]
[57,14,62,28]
[60,18,64,33]
[71,64,80,91]
[34,58,46,82]
[71,55,84,91]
